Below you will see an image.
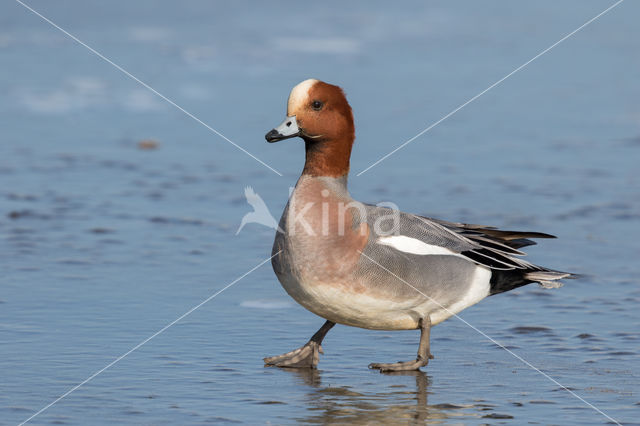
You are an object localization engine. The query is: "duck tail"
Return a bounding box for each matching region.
[524,270,574,289]
[490,268,577,295]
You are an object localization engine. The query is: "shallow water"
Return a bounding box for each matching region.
[1,1,639,424]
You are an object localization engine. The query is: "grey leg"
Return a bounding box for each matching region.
[369,316,434,372]
[264,320,335,368]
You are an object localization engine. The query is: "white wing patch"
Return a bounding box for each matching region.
[377,235,461,256]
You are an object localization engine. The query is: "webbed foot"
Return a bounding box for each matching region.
[370,316,433,372]
[264,320,335,369]
[369,355,430,372]
[264,341,323,368]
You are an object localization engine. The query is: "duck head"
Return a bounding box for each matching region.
[266,79,355,177]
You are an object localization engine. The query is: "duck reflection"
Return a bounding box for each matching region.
[283,368,472,424]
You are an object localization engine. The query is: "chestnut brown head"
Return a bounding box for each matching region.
[266,79,355,177]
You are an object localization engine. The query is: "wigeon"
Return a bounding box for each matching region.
[263,79,573,372]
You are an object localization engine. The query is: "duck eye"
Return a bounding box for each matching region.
[311,100,323,111]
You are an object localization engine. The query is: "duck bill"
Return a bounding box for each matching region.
[265,116,300,143]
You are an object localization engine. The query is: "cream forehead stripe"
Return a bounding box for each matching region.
[287,79,319,116]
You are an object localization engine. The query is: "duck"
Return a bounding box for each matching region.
[263,79,573,372]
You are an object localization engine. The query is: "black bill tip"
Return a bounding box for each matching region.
[265,129,281,143]
[265,129,299,143]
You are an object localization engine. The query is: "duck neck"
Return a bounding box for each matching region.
[302,135,353,179]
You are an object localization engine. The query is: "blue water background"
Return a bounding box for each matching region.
[1,1,639,424]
